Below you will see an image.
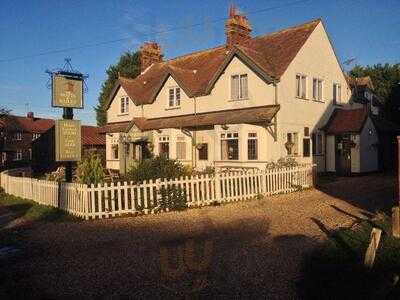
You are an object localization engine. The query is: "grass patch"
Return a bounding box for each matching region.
[0,188,77,224]
[300,213,400,299]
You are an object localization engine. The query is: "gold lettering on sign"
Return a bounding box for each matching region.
[55,120,81,162]
[53,75,83,108]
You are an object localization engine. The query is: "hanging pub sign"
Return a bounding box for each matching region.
[55,119,81,162]
[52,72,84,108]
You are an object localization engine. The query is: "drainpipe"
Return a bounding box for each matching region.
[193,96,197,169]
[273,82,278,142]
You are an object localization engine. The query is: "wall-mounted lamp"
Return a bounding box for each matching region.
[221,124,229,130]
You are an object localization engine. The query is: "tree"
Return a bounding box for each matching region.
[95,51,141,126]
[350,63,400,123]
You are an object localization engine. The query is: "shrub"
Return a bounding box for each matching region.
[76,153,105,185]
[126,156,190,183]
[265,157,299,170]
[157,185,187,211]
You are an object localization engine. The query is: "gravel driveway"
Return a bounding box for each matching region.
[0,174,396,299]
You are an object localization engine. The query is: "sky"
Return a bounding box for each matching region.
[0,0,399,125]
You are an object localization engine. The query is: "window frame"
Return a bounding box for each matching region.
[158,136,170,158]
[333,83,342,105]
[176,136,186,160]
[14,149,22,161]
[231,74,248,100]
[112,144,119,160]
[168,87,181,108]
[120,96,129,114]
[198,143,208,161]
[15,132,22,141]
[296,74,308,99]
[247,132,258,160]
[312,78,324,101]
[286,132,299,156]
[220,132,239,160]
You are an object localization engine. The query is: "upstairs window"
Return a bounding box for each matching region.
[120,96,129,114]
[296,74,307,99]
[231,74,248,100]
[168,87,181,108]
[333,83,342,104]
[312,78,323,101]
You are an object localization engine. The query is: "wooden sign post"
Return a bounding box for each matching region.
[50,68,85,182]
[364,227,382,269]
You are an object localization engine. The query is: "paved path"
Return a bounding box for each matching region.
[0,174,396,299]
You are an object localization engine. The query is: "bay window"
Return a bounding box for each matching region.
[176,136,186,160]
[159,136,170,158]
[247,133,258,160]
[198,143,208,160]
[221,132,239,160]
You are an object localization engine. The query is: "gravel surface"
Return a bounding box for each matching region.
[0,174,396,299]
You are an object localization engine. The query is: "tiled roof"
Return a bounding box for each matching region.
[346,75,374,90]
[323,108,368,134]
[81,126,105,146]
[107,19,321,107]
[0,115,54,133]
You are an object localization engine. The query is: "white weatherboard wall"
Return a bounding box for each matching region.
[360,117,379,172]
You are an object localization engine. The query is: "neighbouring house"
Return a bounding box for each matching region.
[0,112,54,170]
[99,6,378,175]
[346,75,400,172]
[32,125,106,174]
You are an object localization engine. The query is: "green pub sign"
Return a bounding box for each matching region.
[52,74,83,108]
[55,120,81,162]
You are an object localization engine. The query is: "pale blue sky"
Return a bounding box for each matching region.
[0,0,399,125]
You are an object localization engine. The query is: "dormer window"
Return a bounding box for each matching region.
[231,74,248,100]
[120,96,129,114]
[168,87,181,108]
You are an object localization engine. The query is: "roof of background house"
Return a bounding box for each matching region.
[0,114,54,133]
[99,105,280,133]
[107,19,321,108]
[81,125,105,146]
[323,108,368,134]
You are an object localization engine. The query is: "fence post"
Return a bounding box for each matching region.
[83,184,89,220]
[215,171,221,201]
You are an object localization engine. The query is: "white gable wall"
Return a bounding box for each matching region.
[277,22,353,169]
[107,86,142,123]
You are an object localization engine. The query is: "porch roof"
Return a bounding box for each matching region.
[323,108,368,135]
[129,105,280,131]
[98,121,130,134]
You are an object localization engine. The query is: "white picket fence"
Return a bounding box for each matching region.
[1,165,315,220]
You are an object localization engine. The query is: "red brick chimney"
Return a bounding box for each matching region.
[225,5,252,48]
[140,42,163,72]
[27,112,34,119]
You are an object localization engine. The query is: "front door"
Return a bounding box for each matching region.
[335,134,351,175]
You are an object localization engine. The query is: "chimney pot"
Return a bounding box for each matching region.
[225,5,252,48]
[140,42,163,73]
